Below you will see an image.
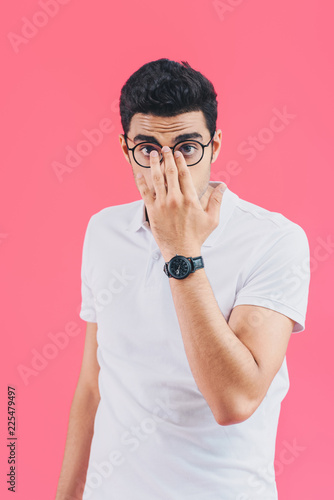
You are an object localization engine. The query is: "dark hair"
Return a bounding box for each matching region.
[119,58,218,138]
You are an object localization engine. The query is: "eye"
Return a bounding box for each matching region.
[181,145,193,153]
[139,144,159,156]
[178,142,200,156]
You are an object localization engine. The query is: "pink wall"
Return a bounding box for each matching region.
[1,0,333,498]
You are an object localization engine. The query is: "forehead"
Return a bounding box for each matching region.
[129,111,208,142]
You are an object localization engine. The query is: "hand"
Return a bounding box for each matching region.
[136,146,227,262]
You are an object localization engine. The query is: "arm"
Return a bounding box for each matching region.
[168,267,294,426]
[55,322,101,500]
[134,144,298,427]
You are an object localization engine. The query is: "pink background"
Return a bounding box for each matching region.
[1,0,333,498]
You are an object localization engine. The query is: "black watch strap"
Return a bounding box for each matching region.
[191,256,204,272]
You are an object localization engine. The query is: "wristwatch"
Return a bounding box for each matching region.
[163,254,204,279]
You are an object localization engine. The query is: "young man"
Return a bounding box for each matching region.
[55,58,310,500]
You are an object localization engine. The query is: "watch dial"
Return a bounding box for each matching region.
[169,257,191,279]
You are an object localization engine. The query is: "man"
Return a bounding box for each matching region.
[55,59,310,500]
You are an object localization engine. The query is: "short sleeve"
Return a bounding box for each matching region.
[79,216,97,323]
[233,225,311,333]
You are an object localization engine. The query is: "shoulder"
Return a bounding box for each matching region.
[86,198,142,232]
[230,191,308,247]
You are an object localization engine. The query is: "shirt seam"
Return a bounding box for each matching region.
[233,294,305,318]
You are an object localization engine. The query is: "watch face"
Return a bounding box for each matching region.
[169,256,191,279]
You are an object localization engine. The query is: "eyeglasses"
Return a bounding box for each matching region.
[124,131,216,168]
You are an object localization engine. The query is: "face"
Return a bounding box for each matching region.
[119,111,222,207]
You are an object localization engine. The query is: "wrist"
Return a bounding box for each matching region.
[163,253,205,280]
[163,249,202,262]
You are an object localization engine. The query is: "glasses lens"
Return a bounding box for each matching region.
[134,141,203,167]
[134,143,159,167]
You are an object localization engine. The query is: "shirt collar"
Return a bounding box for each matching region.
[125,181,238,248]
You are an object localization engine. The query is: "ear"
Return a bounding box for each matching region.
[211,129,223,164]
[119,134,131,164]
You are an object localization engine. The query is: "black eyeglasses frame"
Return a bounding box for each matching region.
[124,130,216,168]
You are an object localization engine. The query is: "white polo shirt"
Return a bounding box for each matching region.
[79,181,310,500]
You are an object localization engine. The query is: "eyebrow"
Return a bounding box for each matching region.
[132,132,204,145]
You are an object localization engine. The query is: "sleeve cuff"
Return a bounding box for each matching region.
[232,295,306,333]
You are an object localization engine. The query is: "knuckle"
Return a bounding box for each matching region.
[178,169,188,178]
[158,199,166,209]
[167,195,179,207]
[183,195,195,207]
[152,173,162,183]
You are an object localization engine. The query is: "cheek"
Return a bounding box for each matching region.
[188,166,200,183]
[189,164,210,188]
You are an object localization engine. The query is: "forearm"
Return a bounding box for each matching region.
[169,266,260,425]
[55,387,100,500]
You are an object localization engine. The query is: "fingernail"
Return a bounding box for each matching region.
[150,150,158,157]
[174,151,181,158]
[137,172,143,178]
[161,146,170,153]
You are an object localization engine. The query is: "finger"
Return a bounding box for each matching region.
[136,171,154,206]
[150,150,167,200]
[174,150,198,199]
[205,182,226,219]
[161,146,181,194]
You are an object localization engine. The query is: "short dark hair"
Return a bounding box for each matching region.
[119,58,218,138]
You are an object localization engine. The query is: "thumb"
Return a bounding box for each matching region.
[206,182,227,213]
